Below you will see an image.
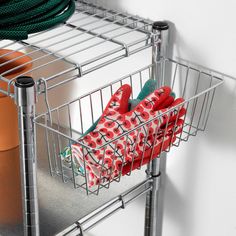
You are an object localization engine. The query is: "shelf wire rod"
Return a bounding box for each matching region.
[171,62,178,90]
[40,77,60,172]
[37,76,55,175]
[35,75,222,152]
[0,8,85,57]
[166,105,182,152]
[56,109,66,183]
[4,15,151,81]
[80,7,152,36]
[100,89,104,113]
[175,102,189,146]
[0,9,121,69]
[78,99,84,135]
[126,128,142,176]
[138,122,152,170]
[78,146,88,194]
[116,135,129,183]
[105,141,119,190]
[129,75,133,99]
[74,187,152,234]
[185,71,201,141]
[0,28,61,51]
[158,111,172,156]
[73,41,150,76]
[79,178,152,226]
[78,0,153,27]
[95,146,107,195]
[38,40,150,91]
[11,45,150,95]
[181,67,190,98]
[0,5,143,70]
[89,94,94,124]
[4,18,152,93]
[82,187,152,234]
[202,75,213,128]
[65,22,130,48]
[15,10,127,67]
[149,118,162,162]
[203,87,216,131]
[49,65,153,108]
[139,70,143,90]
[167,58,224,83]
[45,115,54,176]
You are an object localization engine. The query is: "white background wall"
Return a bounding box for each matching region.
[95,1,236,236]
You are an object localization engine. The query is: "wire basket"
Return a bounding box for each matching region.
[35,58,223,195]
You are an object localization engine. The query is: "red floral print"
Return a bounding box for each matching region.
[104,121,115,128]
[91,131,99,138]
[123,120,131,129]
[72,85,185,187]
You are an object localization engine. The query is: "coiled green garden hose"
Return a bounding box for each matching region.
[0,0,76,40]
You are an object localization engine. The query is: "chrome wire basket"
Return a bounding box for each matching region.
[34,58,223,195]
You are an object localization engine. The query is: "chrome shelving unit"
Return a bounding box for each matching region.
[0,0,153,97]
[0,1,225,236]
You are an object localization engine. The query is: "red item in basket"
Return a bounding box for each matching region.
[72,85,185,187]
[121,119,184,175]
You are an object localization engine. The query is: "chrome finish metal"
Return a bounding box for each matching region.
[34,60,223,196]
[15,77,39,236]
[145,21,169,236]
[0,1,225,235]
[0,0,153,97]
[56,178,152,236]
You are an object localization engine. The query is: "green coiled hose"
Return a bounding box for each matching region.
[0,0,76,40]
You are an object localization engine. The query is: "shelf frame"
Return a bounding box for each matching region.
[0,0,154,97]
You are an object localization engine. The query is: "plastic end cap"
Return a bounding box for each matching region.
[15,76,35,88]
[152,21,169,31]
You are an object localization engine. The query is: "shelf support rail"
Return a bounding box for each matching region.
[56,178,152,236]
[15,76,40,236]
[144,21,170,236]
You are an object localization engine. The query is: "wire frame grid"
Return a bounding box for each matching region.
[34,58,223,195]
[0,0,153,97]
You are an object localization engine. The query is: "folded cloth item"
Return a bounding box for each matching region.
[72,85,186,187]
[60,79,174,171]
[60,146,84,175]
[121,119,184,175]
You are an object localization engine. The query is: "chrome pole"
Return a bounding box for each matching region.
[144,21,169,236]
[15,76,39,236]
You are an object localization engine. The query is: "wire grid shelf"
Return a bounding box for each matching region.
[0,0,153,97]
[34,58,223,195]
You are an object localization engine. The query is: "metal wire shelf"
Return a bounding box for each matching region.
[0,0,153,97]
[34,58,223,195]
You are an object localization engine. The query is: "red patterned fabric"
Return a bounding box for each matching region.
[72,85,186,187]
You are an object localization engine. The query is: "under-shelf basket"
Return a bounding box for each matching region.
[34,58,223,195]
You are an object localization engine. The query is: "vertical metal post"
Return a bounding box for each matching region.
[144,21,169,236]
[15,76,39,236]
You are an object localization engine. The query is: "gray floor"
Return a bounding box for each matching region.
[0,126,146,236]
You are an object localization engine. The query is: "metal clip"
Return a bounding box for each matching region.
[75,221,84,236]
[119,195,126,209]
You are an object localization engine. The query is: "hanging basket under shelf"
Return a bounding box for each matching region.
[34,58,223,195]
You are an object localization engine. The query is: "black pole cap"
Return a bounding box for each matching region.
[152,21,169,31]
[15,76,35,88]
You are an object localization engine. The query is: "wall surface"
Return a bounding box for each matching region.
[97,0,236,236]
